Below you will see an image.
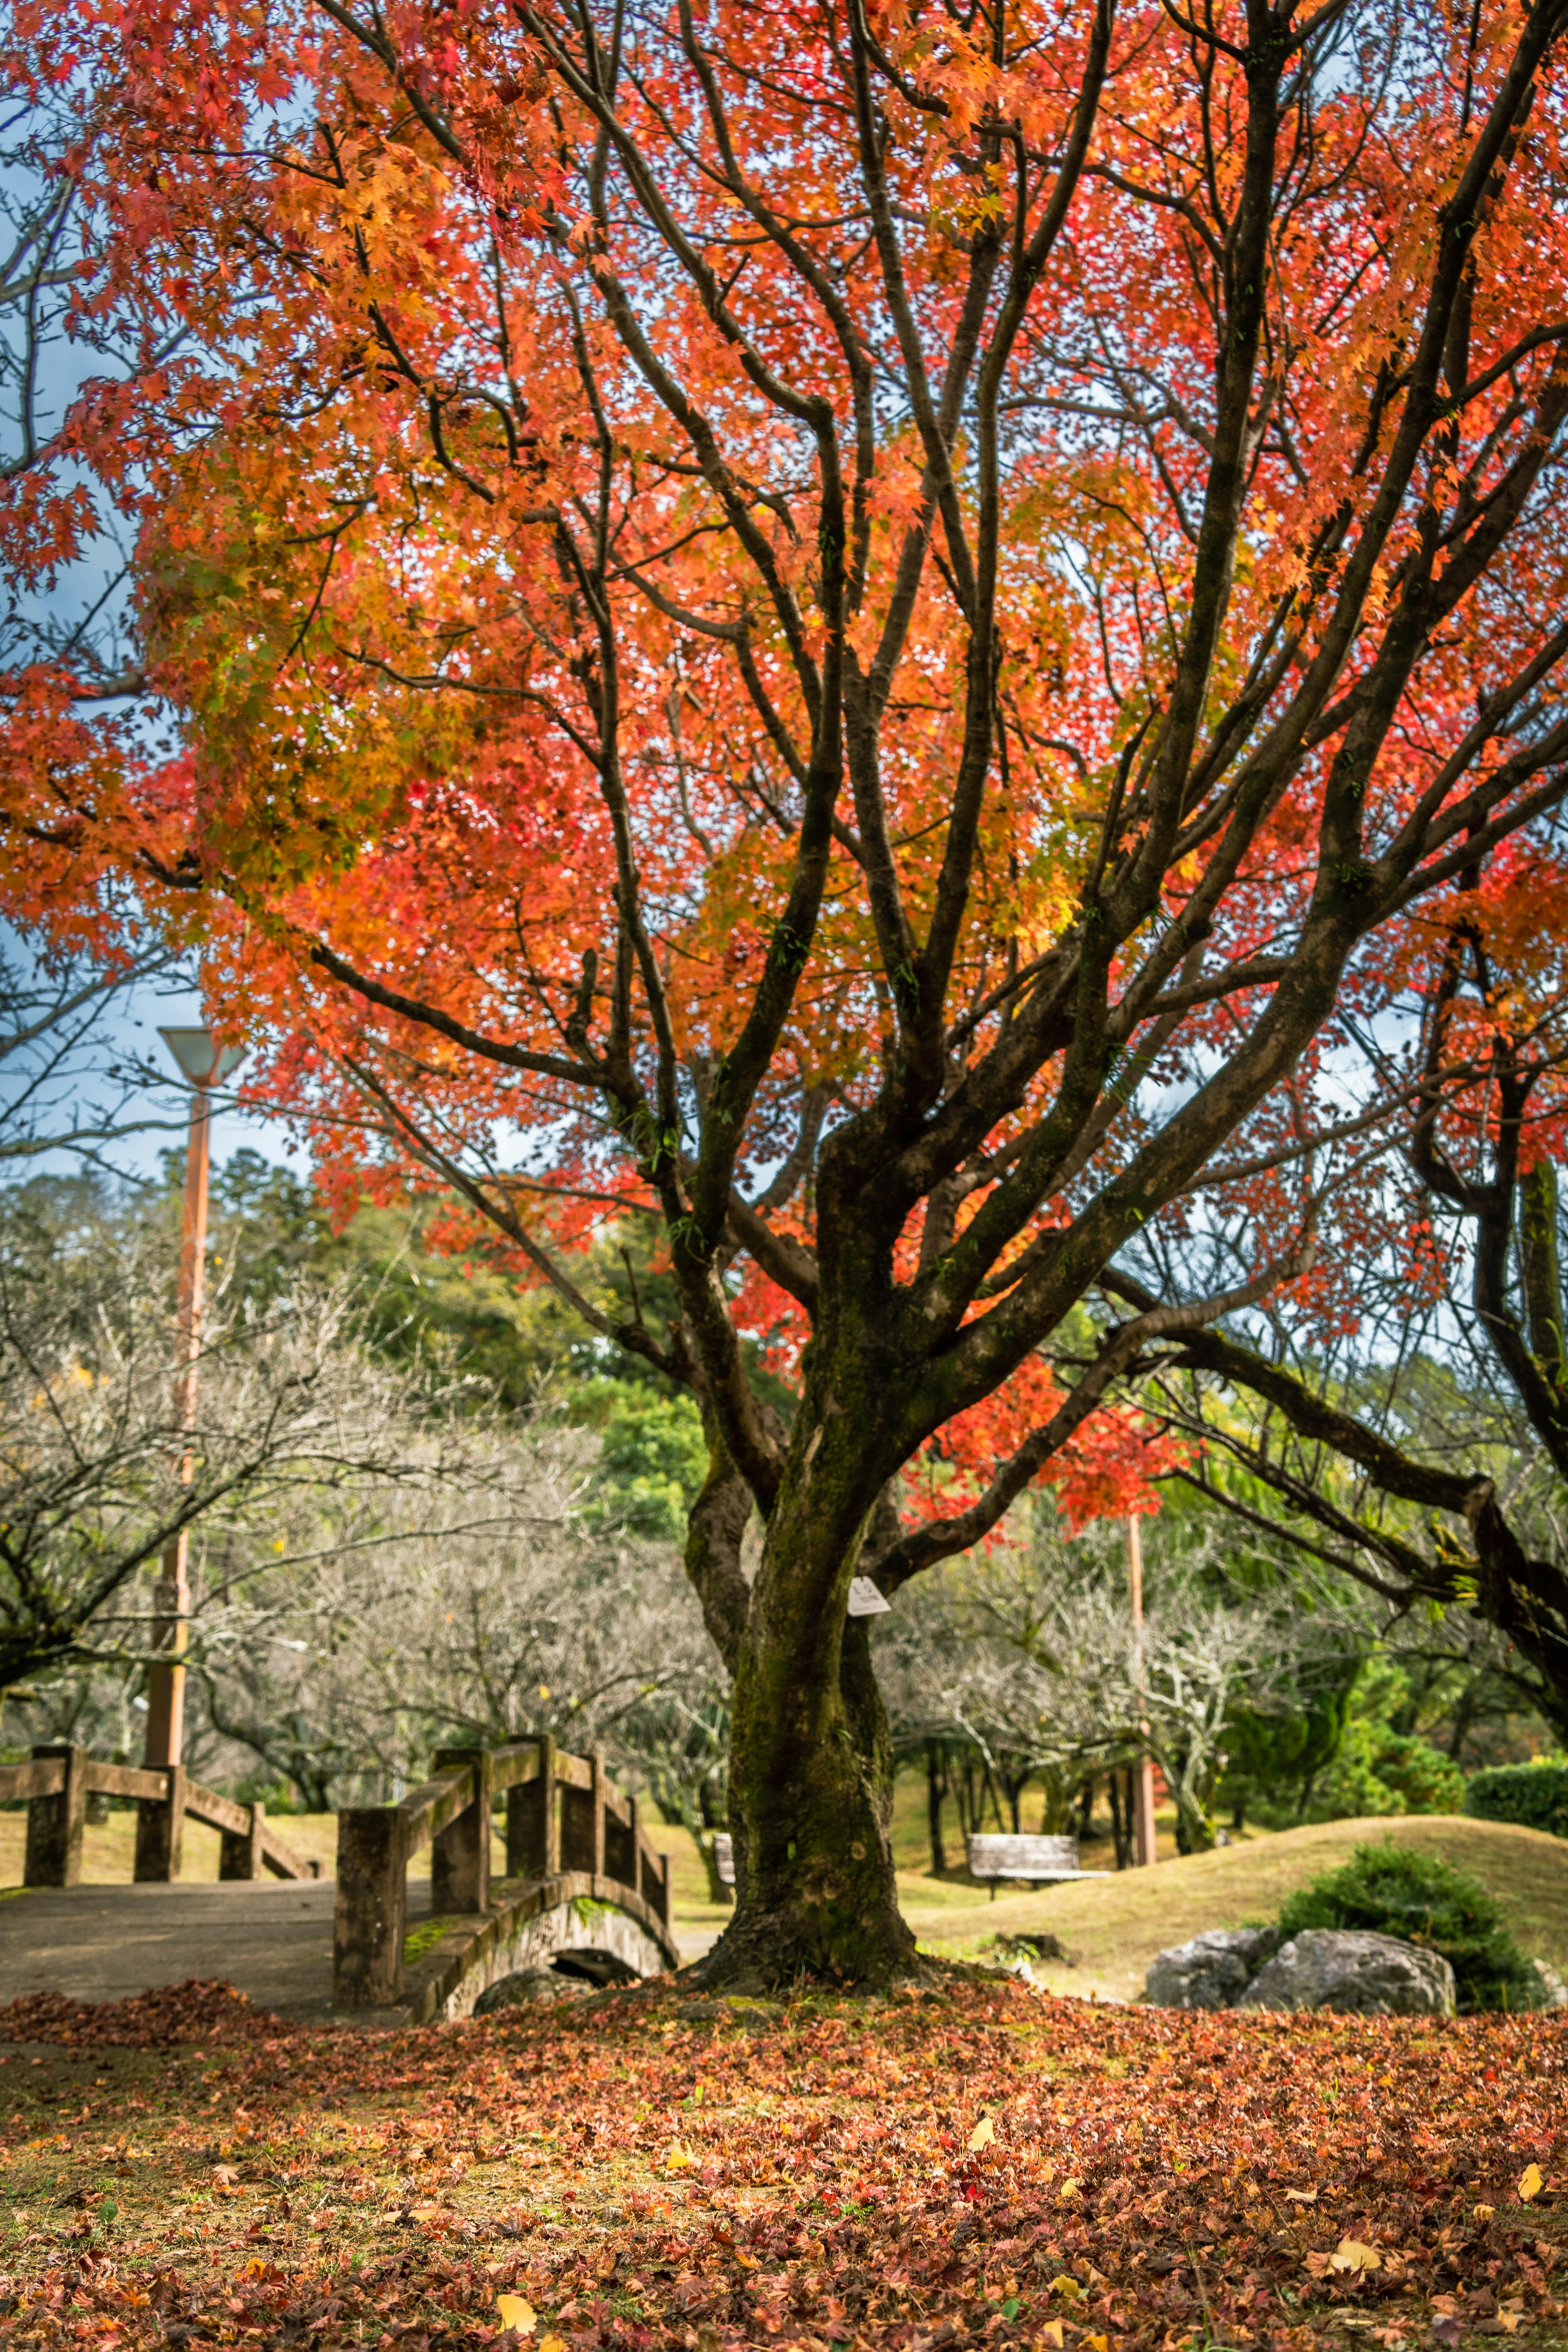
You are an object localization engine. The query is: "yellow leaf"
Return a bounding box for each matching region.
[1473,2204,1496,2222]
[1518,2164,1544,2203]
[969,2115,995,2152]
[664,2145,698,2172]
[1330,2239,1382,2275]
[1085,2337,1109,2352]
[1047,2275,1083,2301]
[1284,2188,1317,2205]
[495,2298,536,2336]
[1058,2176,1081,2201]
[1039,2325,1065,2349]
[538,2337,568,2352]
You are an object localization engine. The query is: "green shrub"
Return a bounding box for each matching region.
[1274,1841,1542,2014]
[1466,1760,1568,1840]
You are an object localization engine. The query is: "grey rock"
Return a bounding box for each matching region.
[1144,1926,1281,2010]
[1530,1958,1568,2011]
[472,1966,587,2014]
[1238,1929,1455,2018]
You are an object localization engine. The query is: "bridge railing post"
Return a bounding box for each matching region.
[133,1763,185,1883]
[590,1746,606,1879]
[22,1744,85,1888]
[542,1734,561,1873]
[334,1806,408,2007]
[219,1798,267,1880]
[503,1733,556,1877]
[432,1748,490,1913]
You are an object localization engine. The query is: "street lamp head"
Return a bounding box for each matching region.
[159,1026,248,1089]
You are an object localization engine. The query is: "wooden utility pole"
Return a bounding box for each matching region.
[1125,1516,1159,1867]
[137,1030,242,1878]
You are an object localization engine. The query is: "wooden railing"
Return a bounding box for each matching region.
[333,1734,672,2009]
[0,1744,318,1885]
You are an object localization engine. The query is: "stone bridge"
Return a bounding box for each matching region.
[0,1737,682,2025]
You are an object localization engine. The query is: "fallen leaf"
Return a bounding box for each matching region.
[664,2145,698,2172]
[1083,2336,1109,2352]
[968,2115,994,2152]
[1331,2239,1382,2275]
[495,2297,535,2336]
[1473,2204,1496,2221]
[1517,2165,1544,2203]
[1058,2176,1080,2200]
[1047,2275,1082,2301]
[1039,2326,1065,2349]
[1284,2187,1318,2205]
[537,2336,568,2352]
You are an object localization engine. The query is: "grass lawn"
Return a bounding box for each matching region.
[4,1798,1564,1996]
[898,1816,1568,2001]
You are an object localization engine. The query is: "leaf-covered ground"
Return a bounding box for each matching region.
[0,1978,1563,2352]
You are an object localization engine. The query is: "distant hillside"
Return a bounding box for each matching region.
[900,1815,1568,2002]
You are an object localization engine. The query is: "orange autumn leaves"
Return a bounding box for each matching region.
[0,1976,1565,2352]
[1,0,1568,1543]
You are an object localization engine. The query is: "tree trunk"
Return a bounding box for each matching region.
[926,1740,949,1875]
[694,1450,919,1989]
[1107,1768,1132,1870]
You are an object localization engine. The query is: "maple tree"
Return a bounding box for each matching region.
[7,0,1568,1984]
[1134,851,1568,1739]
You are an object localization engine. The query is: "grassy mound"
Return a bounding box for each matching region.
[898,1813,1568,2002]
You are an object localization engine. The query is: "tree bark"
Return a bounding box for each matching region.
[694,1421,919,1987]
[926,1740,949,1876]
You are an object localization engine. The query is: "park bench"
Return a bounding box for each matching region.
[967,1831,1112,1893]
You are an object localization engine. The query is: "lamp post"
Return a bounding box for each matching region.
[135,1028,244,1878]
[1125,1516,1159,1867]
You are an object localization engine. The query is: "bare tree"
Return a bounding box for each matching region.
[880,1506,1332,1854]
[0,1189,539,1695]
[0,938,195,1172]
[187,1463,717,1809]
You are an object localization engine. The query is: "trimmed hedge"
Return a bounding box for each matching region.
[1466,1760,1568,1840]
[1274,1840,1542,2014]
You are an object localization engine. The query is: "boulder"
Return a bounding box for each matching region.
[1238,1929,1456,2018]
[1144,1926,1281,2010]
[472,1966,588,2014]
[1530,1958,1568,2011]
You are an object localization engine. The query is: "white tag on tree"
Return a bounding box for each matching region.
[846,1575,891,1617]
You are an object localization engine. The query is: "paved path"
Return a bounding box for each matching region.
[0,1882,713,2025]
[0,1882,436,2023]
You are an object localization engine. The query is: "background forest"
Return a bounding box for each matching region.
[2,1120,1558,1900]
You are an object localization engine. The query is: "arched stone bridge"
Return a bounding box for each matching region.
[335,1736,682,2022]
[0,1739,682,2025]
